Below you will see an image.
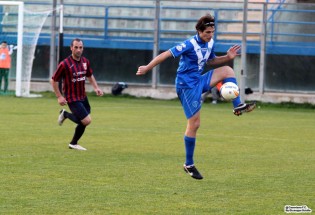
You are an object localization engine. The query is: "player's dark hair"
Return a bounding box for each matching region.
[195,14,215,32]
[1,41,7,44]
[71,38,83,47]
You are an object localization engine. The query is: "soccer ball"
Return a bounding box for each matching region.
[220,82,239,101]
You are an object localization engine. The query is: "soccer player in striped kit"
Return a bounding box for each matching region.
[137,14,256,179]
[51,38,103,151]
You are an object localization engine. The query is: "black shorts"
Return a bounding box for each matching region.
[68,97,91,120]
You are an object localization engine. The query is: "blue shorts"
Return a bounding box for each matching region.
[68,97,91,120]
[176,70,213,119]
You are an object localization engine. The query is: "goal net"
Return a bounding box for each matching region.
[0,1,52,97]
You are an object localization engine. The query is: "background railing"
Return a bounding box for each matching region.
[1,0,315,94]
[18,1,314,55]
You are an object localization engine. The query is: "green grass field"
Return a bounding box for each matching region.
[0,93,314,214]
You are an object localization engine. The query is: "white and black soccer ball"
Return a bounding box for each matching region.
[220,82,239,101]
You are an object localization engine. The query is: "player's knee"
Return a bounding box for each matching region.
[222,66,235,77]
[213,66,235,82]
[195,121,201,130]
[190,120,200,132]
[82,120,91,126]
[81,116,92,126]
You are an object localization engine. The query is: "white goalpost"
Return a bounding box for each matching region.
[0,1,23,96]
[0,1,53,97]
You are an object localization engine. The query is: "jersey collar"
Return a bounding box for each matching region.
[195,34,206,44]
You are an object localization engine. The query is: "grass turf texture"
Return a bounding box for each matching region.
[0,92,314,214]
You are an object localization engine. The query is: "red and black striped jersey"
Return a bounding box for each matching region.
[52,55,92,103]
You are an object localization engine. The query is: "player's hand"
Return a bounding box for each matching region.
[57,96,67,106]
[95,88,104,96]
[136,66,148,76]
[227,44,241,60]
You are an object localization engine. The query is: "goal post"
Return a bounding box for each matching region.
[0,1,53,97]
[0,1,23,96]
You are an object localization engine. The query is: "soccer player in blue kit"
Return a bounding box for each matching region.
[136,14,256,180]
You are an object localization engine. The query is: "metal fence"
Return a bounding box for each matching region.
[1,0,315,95]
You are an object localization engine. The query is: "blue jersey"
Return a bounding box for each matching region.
[169,34,216,88]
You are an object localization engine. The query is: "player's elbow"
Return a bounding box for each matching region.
[50,78,58,87]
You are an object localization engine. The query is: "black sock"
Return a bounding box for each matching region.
[70,124,86,145]
[64,111,81,124]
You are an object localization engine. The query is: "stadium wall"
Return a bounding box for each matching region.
[9,80,315,104]
[2,0,315,103]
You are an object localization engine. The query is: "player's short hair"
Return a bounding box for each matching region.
[195,14,215,32]
[71,38,83,47]
[1,41,8,44]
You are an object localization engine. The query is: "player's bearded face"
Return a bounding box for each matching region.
[71,41,84,59]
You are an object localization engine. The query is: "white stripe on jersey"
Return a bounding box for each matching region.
[190,38,214,71]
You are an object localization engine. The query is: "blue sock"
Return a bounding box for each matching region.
[223,77,242,107]
[184,136,196,166]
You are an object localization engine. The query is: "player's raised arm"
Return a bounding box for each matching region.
[226,44,241,59]
[207,44,241,66]
[136,50,172,75]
